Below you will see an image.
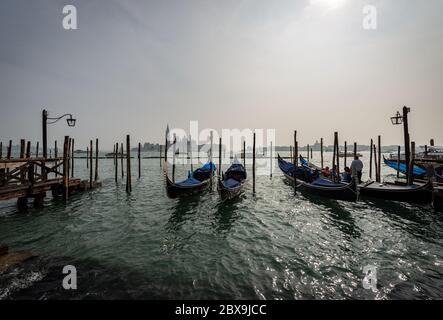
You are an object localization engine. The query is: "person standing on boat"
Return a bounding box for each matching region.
[350,156,364,183]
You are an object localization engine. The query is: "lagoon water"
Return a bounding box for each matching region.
[1,151,442,299]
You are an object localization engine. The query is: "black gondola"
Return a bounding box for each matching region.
[278,154,357,201]
[358,180,433,203]
[218,160,247,201]
[277,154,318,182]
[296,179,357,202]
[165,162,216,199]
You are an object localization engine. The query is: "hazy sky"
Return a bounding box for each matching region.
[1,0,442,150]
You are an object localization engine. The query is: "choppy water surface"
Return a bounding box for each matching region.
[1,151,442,300]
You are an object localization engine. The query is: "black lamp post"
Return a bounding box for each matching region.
[42,109,76,180]
[42,109,76,159]
[391,106,411,184]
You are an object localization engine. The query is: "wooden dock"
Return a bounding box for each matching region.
[0,136,101,207]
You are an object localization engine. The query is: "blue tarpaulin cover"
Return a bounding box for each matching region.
[223,178,241,188]
[175,177,202,186]
[279,157,315,178]
[383,157,426,176]
[200,162,216,172]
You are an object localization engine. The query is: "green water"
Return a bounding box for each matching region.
[0,151,442,299]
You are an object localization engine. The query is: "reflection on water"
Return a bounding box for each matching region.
[0,152,442,300]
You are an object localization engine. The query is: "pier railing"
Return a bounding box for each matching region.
[0,158,64,187]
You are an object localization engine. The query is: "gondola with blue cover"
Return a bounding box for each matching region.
[383,156,426,178]
[277,154,318,182]
[165,162,216,198]
[278,154,357,201]
[218,159,247,200]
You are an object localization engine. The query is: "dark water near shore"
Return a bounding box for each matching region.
[1,151,442,300]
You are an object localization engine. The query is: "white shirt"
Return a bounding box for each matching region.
[350,159,364,172]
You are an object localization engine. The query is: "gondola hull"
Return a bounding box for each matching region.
[165,175,211,199]
[281,171,357,202]
[358,181,433,203]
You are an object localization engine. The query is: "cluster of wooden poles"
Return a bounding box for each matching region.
[287,132,429,189]
[110,135,150,193]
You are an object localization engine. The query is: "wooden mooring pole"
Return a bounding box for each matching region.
[95,138,99,182]
[332,136,336,182]
[243,141,246,168]
[253,132,256,195]
[293,131,297,195]
[121,143,124,178]
[71,139,75,178]
[63,136,70,200]
[89,140,93,189]
[172,134,176,184]
[126,135,132,192]
[307,144,310,163]
[378,135,381,183]
[369,139,373,180]
[86,147,89,169]
[402,107,411,185]
[67,138,72,188]
[20,139,25,183]
[320,138,324,169]
[344,141,347,168]
[335,133,340,179]
[138,142,141,179]
[373,144,379,182]
[115,142,118,183]
[112,144,117,169]
[7,140,12,160]
[26,141,31,159]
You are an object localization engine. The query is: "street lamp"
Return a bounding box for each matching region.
[390,106,411,184]
[390,111,403,125]
[42,109,77,159]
